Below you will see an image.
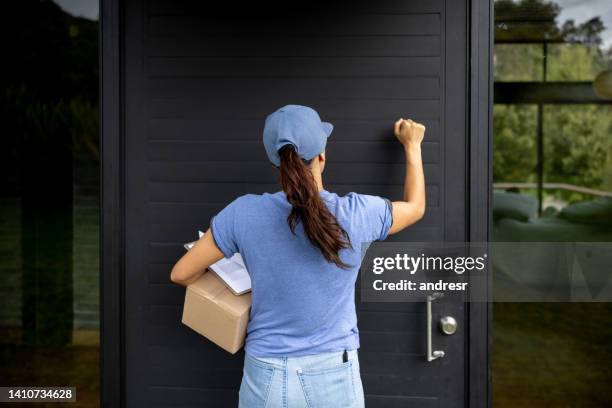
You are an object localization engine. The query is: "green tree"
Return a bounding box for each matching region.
[493,0,612,195]
[493,105,537,182]
[544,105,612,191]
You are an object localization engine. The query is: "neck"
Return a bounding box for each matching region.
[310,169,324,192]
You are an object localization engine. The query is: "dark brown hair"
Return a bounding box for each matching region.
[278,145,351,268]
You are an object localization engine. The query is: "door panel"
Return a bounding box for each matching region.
[123,0,467,406]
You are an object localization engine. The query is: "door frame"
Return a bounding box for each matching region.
[99,0,493,406]
[467,0,493,407]
[100,0,124,406]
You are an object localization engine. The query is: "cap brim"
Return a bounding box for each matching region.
[321,122,334,137]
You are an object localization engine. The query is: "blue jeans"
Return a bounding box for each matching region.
[239,349,365,408]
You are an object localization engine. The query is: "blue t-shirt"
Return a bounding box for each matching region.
[210,190,393,357]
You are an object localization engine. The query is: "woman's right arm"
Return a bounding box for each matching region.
[388,118,426,235]
[170,229,224,287]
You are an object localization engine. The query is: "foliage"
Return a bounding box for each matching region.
[495,0,608,47]
[547,44,608,81]
[493,105,537,182]
[544,105,611,192]
[495,0,561,43]
[493,0,612,196]
[1,1,98,102]
[0,1,99,194]
[1,87,99,161]
[494,44,544,82]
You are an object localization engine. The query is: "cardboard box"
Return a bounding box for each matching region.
[182,271,252,354]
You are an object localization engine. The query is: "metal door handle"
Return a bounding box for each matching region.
[426,292,445,361]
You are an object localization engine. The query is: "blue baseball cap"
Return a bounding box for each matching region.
[263,105,333,167]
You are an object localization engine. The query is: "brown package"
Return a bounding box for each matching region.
[181,271,252,354]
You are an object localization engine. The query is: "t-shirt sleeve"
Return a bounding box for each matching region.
[210,198,242,258]
[349,193,394,243]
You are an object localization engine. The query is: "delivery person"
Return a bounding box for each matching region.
[170,105,426,408]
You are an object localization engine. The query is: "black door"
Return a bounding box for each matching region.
[111,0,487,406]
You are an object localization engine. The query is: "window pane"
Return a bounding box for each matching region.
[0,2,100,407]
[547,44,608,82]
[494,45,545,82]
[543,104,612,203]
[493,104,538,184]
[493,1,612,407]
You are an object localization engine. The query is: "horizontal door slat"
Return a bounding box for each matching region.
[145,224,441,264]
[147,0,443,16]
[359,331,424,354]
[148,344,244,369]
[146,163,442,185]
[147,36,440,58]
[147,387,237,408]
[149,14,440,37]
[148,222,441,245]
[365,395,438,408]
[147,119,441,142]
[147,140,440,164]
[147,320,426,355]
[149,98,440,120]
[147,56,441,78]
[147,202,441,227]
[149,366,242,388]
[146,77,439,100]
[147,183,440,207]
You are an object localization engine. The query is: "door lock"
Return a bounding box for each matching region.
[439,316,458,335]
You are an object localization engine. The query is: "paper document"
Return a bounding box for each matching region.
[183,230,205,250]
[183,231,252,295]
[209,253,251,295]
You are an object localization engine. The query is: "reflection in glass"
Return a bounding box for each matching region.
[494,44,545,82]
[547,43,608,81]
[493,104,538,184]
[0,1,99,407]
[493,1,612,407]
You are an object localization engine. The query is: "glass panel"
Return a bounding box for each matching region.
[0,1,99,407]
[493,104,538,184]
[493,1,612,407]
[495,0,612,83]
[547,43,608,82]
[494,44,545,82]
[544,104,612,205]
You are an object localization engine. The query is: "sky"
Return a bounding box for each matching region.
[53,0,98,20]
[556,0,612,49]
[53,0,612,49]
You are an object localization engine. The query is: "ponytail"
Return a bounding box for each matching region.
[278,145,351,268]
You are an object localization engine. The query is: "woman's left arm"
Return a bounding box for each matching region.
[170,228,225,287]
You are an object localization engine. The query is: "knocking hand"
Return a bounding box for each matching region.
[394,118,426,146]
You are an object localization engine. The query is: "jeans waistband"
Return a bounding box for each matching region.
[246,349,359,371]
